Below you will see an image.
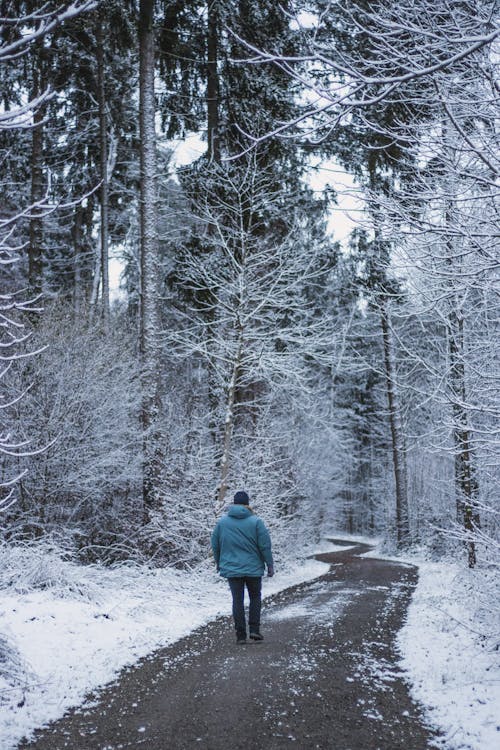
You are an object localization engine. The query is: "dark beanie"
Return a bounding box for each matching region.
[233,490,250,505]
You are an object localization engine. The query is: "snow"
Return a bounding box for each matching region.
[0,552,328,749]
[309,540,356,554]
[321,530,382,547]
[398,561,500,750]
[169,131,205,169]
[265,581,360,626]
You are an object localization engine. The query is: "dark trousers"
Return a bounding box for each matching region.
[227,576,262,638]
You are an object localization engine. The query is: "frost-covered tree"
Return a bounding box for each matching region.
[0,0,96,518]
[376,83,499,565]
[3,303,142,553]
[1,1,138,313]
[168,158,335,510]
[238,0,498,561]
[239,1,498,146]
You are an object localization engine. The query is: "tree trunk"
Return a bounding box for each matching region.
[448,309,478,567]
[139,0,161,521]
[72,206,84,317]
[207,0,219,163]
[96,20,110,329]
[216,329,243,510]
[29,48,45,295]
[380,300,410,547]
[443,115,479,568]
[205,0,222,447]
[89,241,101,311]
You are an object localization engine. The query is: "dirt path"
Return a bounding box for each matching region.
[21,540,439,750]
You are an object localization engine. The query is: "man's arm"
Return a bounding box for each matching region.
[256,519,274,575]
[210,524,221,570]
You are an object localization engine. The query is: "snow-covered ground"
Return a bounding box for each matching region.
[398,561,500,750]
[309,539,357,554]
[1,536,498,750]
[0,546,328,749]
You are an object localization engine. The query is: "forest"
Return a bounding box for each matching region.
[1,1,498,569]
[1,3,499,748]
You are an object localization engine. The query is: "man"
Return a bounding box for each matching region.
[211,490,274,645]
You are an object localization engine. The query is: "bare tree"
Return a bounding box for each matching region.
[233,1,498,148]
[237,0,498,562]
[168,159,333,511]
[353,55,498,563]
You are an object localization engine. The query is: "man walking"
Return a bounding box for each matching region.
[211,490,274,644]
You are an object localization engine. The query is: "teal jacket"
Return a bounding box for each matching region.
[211,505,274,578]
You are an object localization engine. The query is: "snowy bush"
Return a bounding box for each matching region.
[2,304,142,556]
[0,542,104,601]
[0,633,32,706]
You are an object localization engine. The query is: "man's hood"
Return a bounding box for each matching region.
[227,504,252,519]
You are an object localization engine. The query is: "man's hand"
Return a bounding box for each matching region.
[267,565,274,577]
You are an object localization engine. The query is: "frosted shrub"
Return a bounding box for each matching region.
[0,542,103,600]
[0,633,32,704]
[3,303,142,554]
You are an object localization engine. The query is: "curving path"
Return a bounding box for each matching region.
[21,540,439,750]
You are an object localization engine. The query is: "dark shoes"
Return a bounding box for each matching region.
[249,632,264,641]
[236,631,264,644]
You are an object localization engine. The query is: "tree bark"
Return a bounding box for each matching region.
[29,47,45,295]
[139,0,161,521]
[96,20,110,330]
[216,329,243,510]
[72,206,84,317]
[443,116,479,568]
[207,0,220,163]
[448,308,478,567]
[368,161,410,548]
[380,300,410,547]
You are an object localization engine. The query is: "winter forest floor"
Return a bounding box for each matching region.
[2,538,498,750]
[18,541,441,750]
